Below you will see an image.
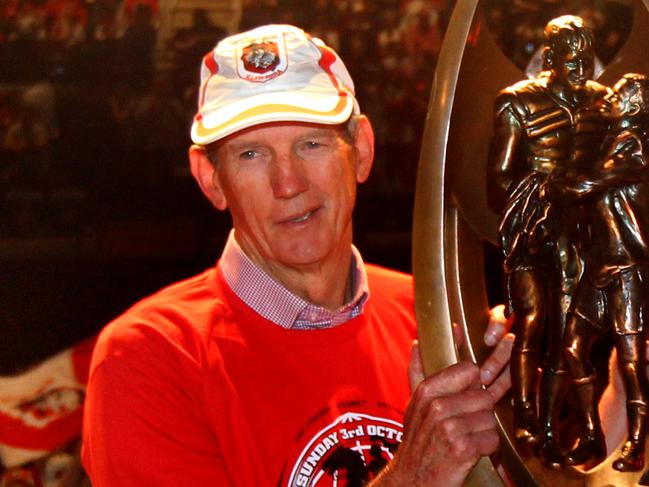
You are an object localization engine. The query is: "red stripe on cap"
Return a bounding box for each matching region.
[317,45,348,98]
[197,51,220,115]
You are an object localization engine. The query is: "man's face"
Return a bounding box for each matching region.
[204,121,373,272]
[552,47,594,92]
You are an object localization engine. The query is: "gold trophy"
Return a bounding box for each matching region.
[413,1,649,485]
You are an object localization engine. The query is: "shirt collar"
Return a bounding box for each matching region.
[219,230,369,330]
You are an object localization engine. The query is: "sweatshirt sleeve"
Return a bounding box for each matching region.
[81,320,231,486]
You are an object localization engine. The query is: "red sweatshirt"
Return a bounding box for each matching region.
[82,263,416,486]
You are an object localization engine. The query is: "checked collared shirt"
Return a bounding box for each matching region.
[219,231,369,330]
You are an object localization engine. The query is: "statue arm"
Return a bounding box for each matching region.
[556,134,649,200]
[488,93,524,212]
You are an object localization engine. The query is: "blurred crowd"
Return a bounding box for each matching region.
[0,0,636,238]
[0,0,158,44]
[0,0,450,241]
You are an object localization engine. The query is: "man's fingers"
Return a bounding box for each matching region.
[433,410,496,445]
[408,340,424,392]
[453,322,465,349]
[405,360,486,436]
[425,390,496,423]
[487,364,512,402]
[435,414,500,463]
[404,387,497,457]
[480,333,514,386]
[484,304,511,346]
[471,428,501,457]
[406,361,482,431]
[416,361,481,399]
[394,357,502,487]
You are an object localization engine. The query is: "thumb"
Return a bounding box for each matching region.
[408,340,425,392]
[453,322,465,349]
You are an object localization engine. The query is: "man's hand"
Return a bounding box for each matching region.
[372,306,513,487]
[481,304,515,400]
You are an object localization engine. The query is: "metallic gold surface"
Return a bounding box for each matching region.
[413,0,649,485]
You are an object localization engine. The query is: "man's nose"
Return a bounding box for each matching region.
[271,152,309,199]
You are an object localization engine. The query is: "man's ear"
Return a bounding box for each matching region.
[188,145,228,210]
[352,115,375,184]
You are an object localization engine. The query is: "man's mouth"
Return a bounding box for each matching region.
[281,207,320,225]
[291,211,314,223]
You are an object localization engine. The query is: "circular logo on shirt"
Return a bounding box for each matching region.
[285,412,403,487]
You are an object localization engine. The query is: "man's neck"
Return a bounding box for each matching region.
[269,257,353,311]
[237,238,354,312]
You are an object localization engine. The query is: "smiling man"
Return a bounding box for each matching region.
[194,120,372,312]
[82,24,512,486]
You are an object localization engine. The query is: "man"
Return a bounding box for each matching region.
[81,25,512,487]
[488,15,610,467]
[558,73,649,471]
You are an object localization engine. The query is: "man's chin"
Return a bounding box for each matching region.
[278,253,326,268]
[273,241,339,269]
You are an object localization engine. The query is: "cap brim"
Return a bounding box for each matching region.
[191,91,356,145]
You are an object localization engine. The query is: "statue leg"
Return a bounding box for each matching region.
[557,275,608,467]
[612,333,649,472]
[537,291,573,469]
[610,268,649,472]
[563,312,606,467]
[537,366,568,468]
[564,373,607,467]
[538,234,583,467]
[510,268,544,446]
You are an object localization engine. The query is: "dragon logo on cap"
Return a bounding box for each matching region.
[242,41,280,73]
[236,34,288,83]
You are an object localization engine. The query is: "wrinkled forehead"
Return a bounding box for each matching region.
[205,121,349,155]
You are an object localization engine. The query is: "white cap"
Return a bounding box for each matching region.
[191,24,360,145]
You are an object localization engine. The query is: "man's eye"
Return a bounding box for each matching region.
[305,141,322,149]
[239,150,258,160]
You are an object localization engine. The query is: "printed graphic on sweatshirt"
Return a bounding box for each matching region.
[284,412,403,487]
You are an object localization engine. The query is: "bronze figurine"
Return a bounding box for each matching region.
[554,73,649,472]
[488,15,610,469]
[415,0,649,482]
[490,13,649,473]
